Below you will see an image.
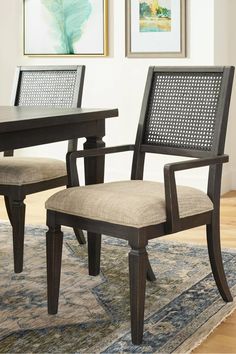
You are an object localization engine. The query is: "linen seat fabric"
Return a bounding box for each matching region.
[0,157,66,185]
[46,180,213,228]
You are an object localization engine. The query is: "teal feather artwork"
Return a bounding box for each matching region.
[41,0,92,54]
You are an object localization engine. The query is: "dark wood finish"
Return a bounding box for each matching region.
[2,66,87,269]
[84,135,106,186]
[50,210,212,241]
[46,225,63,315]
[141,144,218,158]
[131,67,154,180]
[146,258,157,281]
[46,66,234,345]
[0,120,105,152]
[12,200,25,273]
[67,144,135,187]
[206,215,233,302]
[66,144,155,281]
[0,105,118,272]
[129,243,147,344]
[88,233,102,276]
[68,144,135,160]
[73,228,86,245]
[207,162,233,302]
[4,66,85,156]
[163,155,229,233]
[0,107,117,134]
[83,136,105,277]
[152,66,225,73]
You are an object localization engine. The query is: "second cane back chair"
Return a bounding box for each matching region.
[45,66,234,345]
[0,65,86,274]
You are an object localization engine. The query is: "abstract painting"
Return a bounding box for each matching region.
[126,0,185,58]
[24,0,108,56]
[139,0,171,32]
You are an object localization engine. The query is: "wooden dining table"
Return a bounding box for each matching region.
[0,106,118,185]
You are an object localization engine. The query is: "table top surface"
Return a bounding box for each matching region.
[0,106,118,133]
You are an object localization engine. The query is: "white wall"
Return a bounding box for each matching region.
[213,0,231,192]
[227,0,236,189]
[213,0,236,191]
[1,0,235,192]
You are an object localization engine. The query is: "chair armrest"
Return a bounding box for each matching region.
[164,155,229,173]
[66,144,135,187]
[163,155,229,233]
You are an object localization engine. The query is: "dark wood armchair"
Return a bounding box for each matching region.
[45,66,234,345]
[0,65,86,274]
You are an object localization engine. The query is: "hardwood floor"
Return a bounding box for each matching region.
[0,189,236,353]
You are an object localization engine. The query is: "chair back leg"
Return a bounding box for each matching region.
[129,245,148,345]
[73,227,86,244]
[206,215,233,302]
[88,232,101,276]
[12,199,26,273]
[147,258,156,281]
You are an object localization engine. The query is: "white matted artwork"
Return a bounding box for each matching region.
[24,0,108,56]
[126,0,186,57]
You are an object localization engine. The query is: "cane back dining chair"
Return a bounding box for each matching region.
[0,65,86,274]
[45,66,234,345]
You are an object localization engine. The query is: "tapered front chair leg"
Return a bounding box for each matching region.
[87,232,101,276]
[206,218,233,302]
[46,225,63,315]
[12,199,26,273]
[129,245,148,345]
[73,227,86,244]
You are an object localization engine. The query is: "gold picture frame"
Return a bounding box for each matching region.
[23,0,108,57]
[126,0,186,58]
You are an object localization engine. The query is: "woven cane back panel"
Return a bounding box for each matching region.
[16,70,78,107]
[144,72,223,151]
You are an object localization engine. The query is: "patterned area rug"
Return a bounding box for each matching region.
[1,224,236,353]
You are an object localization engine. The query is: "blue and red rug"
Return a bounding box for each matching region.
[1,224,236,353]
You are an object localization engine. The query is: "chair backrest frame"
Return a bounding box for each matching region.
[4,65,85,156]
[131,66,234,180]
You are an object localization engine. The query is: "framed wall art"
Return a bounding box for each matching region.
[126,0,186,58]
[24,0,108,56]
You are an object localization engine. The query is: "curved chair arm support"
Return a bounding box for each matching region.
[163,154,229,233]
[66,144,135,187]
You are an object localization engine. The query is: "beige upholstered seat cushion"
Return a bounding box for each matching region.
[46,180,213,228]
[0,157,67,185]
